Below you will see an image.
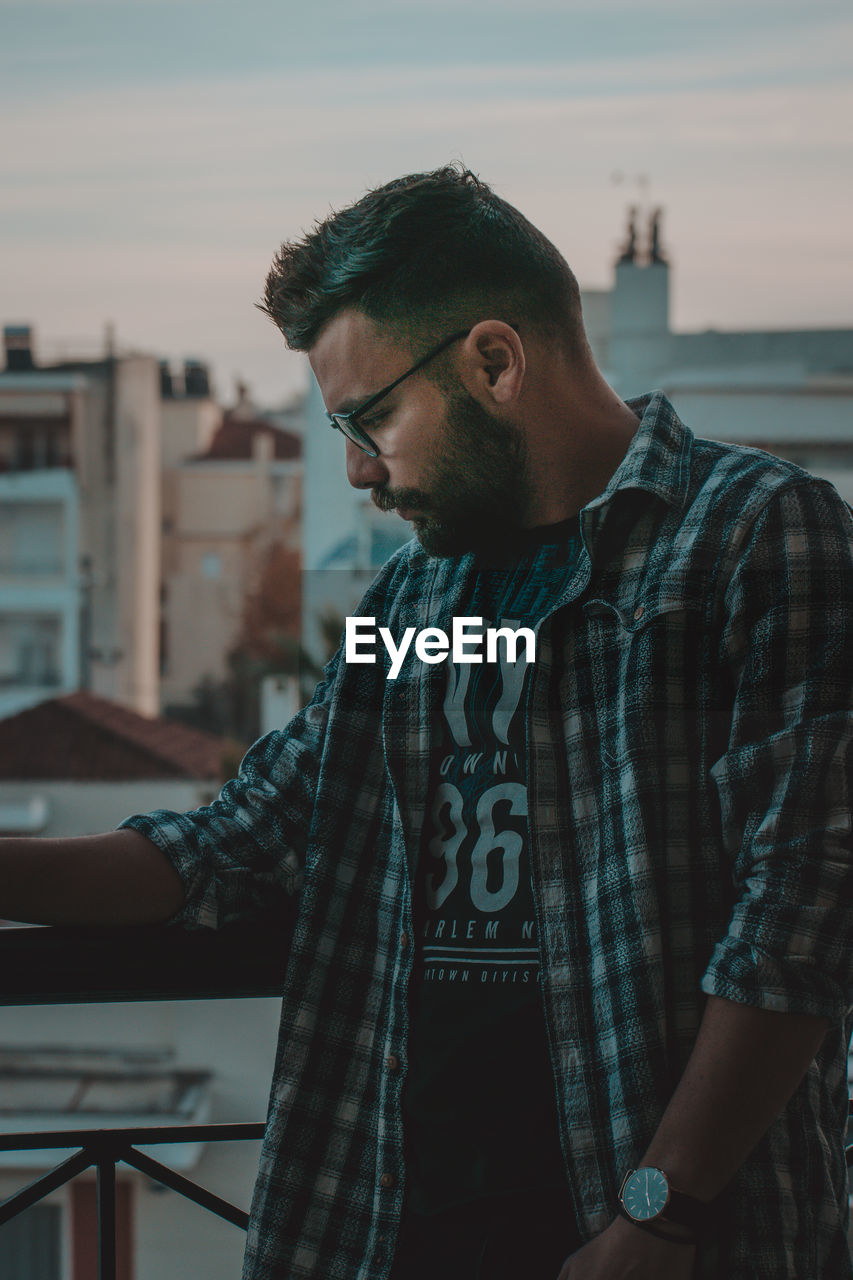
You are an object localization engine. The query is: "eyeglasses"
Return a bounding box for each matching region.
[326,328,471,458]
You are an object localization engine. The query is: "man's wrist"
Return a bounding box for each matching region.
[617,1164,712,1238]
[616,1205,697,1246]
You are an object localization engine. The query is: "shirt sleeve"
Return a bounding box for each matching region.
[118,651,341,930]
[701,478,853,1021]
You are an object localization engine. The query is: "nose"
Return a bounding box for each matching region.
[345,437,388,489]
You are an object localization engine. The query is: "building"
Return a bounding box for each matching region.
[158,358,222,473]
[586,206,853,503]
[159,383,302,724]
[0,326,305,736]
[0,453,79,720]
[0,692,279,1280]
[0,690,238,832]
[0,327,161,719]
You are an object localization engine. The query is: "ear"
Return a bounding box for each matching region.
[460,320,525,408]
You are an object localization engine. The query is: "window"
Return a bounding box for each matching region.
[0,615,62,688]
[0,1203,62,1280]
[200,552,222,580]
[11,426,66,471]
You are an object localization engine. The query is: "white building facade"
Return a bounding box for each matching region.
[0,330,162,719]
[0,461,80,719]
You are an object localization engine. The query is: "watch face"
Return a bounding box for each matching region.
[621,1167,669,1221]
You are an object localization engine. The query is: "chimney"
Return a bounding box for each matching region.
[253,430,274,462]
[3,325,35,372]
[184,359,211,398]
[159,360,175,399]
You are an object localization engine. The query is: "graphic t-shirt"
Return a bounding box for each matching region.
[404,516,583,1214]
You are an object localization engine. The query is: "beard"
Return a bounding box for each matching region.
[371,389,531,559]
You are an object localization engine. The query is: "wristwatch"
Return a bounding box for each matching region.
[618,1167,710,1235]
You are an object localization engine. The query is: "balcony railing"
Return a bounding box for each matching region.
[0,924,851,1279]
[0,919,289,1005]
[0,922,289,1279]
[0,559,65,576]
[0,1122,265,1280]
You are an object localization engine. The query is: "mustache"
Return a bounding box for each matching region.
[371,486,429,513]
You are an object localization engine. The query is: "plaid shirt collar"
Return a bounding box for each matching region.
[597,390,693,512]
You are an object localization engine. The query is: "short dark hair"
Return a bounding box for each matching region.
[259,163,588,359]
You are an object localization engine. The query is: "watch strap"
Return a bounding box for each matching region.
[661,1185,711,1231]
[617,1204,697,1245]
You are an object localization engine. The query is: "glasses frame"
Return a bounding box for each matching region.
[326,328,471,458]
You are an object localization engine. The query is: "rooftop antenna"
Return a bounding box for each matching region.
[649,206,668,265]
[611,172,654,264]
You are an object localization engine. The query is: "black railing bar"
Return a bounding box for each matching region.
[0,920,290,1005]
[119,1146,250,1230]
[0,1148,92,1226]
[0,983,286,1007]
[97,1155,116,1280]
[0,1121,265,1151]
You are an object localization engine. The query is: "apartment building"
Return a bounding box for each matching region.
[0,329,304,732]
[0,327,160,718]
[159,381,302,721]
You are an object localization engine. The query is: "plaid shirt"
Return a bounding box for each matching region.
[122,392,853,1279]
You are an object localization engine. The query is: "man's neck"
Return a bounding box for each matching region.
[522,389,640,525]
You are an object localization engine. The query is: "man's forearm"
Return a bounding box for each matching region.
[640,994,830,1203]
[0,830,186,926]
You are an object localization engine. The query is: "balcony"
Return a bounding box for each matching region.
[0,925,851,1277]
[0,560,65,579]
[0,923,288,1280]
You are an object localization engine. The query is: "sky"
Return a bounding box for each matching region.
[2,0,852,407]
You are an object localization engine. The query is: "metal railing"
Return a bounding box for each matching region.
[0,923,851,1280]
[0,918,290,1005]
[0,921,290,1278]
[0,1122,264,1280]
[0,560,65,576]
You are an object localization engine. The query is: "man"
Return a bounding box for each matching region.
[1,165,851,1279]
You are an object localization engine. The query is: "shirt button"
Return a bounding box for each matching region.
[380,1172,396,1189]
[386,1053,401,1072]
[633,605,645,621]
[400,932,410,949]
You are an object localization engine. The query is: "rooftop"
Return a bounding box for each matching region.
[193,412,301,462]
[0,691,235,781]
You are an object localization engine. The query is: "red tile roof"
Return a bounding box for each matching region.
[193,415,301,461]
[0,693,238,781]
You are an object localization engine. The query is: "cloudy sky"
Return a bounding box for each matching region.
[3,0,851,406]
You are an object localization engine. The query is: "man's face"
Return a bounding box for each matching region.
[371,386,529,558]
[309,308,531,559]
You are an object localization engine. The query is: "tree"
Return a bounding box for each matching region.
[166,541,317,743]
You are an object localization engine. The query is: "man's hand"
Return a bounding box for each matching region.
[556,1216,696,1279]
[0,831,185,926]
